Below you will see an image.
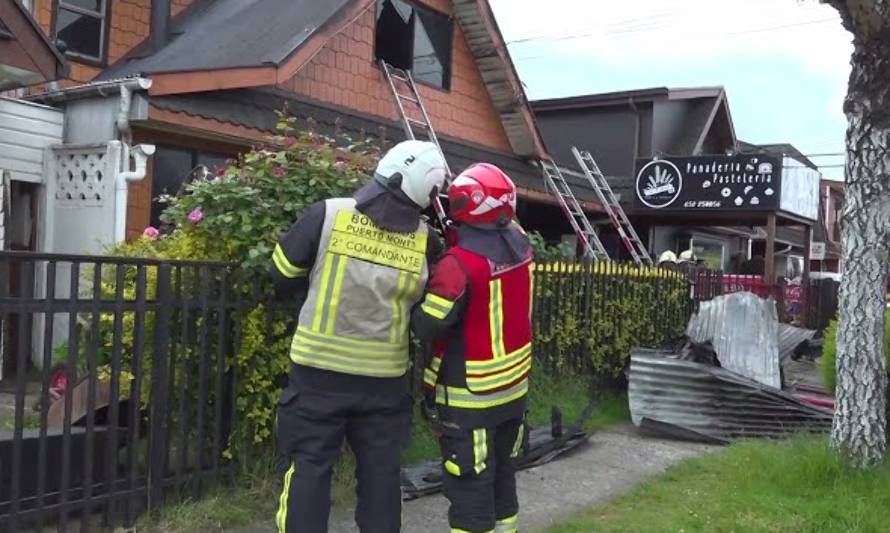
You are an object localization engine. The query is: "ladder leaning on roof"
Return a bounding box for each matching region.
[379,60,452,229]
[571,147,653,267]
[539,158,610,262]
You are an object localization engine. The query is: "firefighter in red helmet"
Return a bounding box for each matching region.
[411,163,532,533]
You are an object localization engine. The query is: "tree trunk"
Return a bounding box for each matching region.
[830,28,890,468]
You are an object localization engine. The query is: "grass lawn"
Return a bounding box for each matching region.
[138,372,627,532]
[548,438,890,533]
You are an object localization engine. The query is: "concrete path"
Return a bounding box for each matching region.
[238,424,714,532]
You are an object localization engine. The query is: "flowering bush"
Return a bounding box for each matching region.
[157,115,381,279]
[88,116,384,451]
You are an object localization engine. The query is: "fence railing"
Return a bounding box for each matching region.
[0,251,248,532]
[0,253,698,530]
[531,262,693,376]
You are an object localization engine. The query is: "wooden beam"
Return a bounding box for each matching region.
[148,67,277,96]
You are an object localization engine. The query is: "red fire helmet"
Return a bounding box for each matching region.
[447,163,517,225]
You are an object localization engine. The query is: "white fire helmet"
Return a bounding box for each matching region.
[658,250,678,264]
[679,249,696,263]
[375,140,447,208]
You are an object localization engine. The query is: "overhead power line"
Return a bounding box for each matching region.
[506,18,838,48]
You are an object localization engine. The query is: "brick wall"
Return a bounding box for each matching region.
[280,1,513,152]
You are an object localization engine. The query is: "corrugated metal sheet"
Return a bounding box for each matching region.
[778,323,817,361]
[629,350,833,443]
[687,292,782,389]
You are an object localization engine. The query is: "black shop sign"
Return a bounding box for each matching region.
[633,154,782,211]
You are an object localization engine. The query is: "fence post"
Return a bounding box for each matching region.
[148,265,173,510]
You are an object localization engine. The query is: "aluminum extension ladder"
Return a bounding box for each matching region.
[571,147,653,266]
[379,60,451,229]
[540,158,610,261]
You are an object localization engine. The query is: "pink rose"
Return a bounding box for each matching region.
[271,166,287,178]
[142,226,160,240]
[188,208,204,224]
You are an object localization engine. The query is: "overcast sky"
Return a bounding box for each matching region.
[489,0,853,179]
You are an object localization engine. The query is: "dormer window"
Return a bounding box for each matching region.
[375,0,453,90]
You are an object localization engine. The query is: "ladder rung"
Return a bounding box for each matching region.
[397,94,419,104]
[407,118,429,128]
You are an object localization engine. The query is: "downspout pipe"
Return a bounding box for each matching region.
[114,80,155,243]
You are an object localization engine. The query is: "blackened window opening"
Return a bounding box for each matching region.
[55,0,108,61]
[375,0,453,90]
[151,145,229,228]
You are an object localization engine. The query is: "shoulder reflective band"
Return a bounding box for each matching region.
[420,292,456,320]
[436,379,529,409]
[489,279,506,358]
[273,243,307,279]
[451,528,494,533]
[473,428,488,474]
[327,210,427,273]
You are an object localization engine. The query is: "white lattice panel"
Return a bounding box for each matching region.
[52,147,114,207]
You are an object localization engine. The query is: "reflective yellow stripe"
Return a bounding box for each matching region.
[489,279,506,358]
[323,254,348,334]
[436,379,528,409]
[466,344,531,374]
[273,244,307,279]
[421,303,447,320]
[451,529,493,533]
[290,327,408,377]
[430,356,442,372]
[424,368,438,387]
[495,514,518,532]
[466,356,531,392]
[276,462,295,533]
[312,253,336,331]
[511,425,524,458]
[294,326,407,354]
[528,268,534,320]
[421,292,455,320]
[390,271,408,343]
[444,459,461,476]
[473,429,488,474]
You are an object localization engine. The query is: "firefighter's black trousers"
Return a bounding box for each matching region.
[438,417,524,533]
[275,378,411,533]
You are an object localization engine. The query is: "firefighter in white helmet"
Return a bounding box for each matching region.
[270,140,447,533]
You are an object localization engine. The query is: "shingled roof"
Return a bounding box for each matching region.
[98,0,545,159]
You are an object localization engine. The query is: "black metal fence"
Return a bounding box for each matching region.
[0,251,247,532]
[0,253,698,531]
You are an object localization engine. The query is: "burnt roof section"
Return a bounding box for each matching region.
[100,0,350,78]
[739,141,818,171]
[452,0,547,158]
[147,88,589,199]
